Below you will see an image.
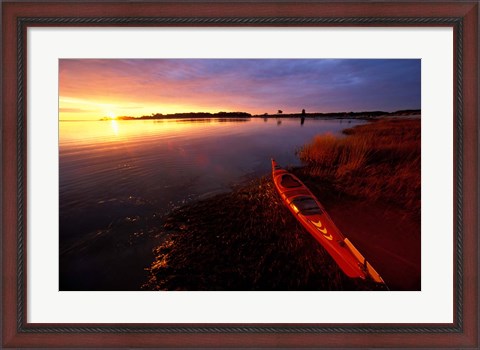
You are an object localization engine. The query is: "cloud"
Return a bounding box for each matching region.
[59,59,421,116]
[59,107,90,113]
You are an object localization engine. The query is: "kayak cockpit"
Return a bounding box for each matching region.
[290,196,323,215]
[280,174,302,188]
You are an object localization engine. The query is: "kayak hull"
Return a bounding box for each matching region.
[271,159,384,283]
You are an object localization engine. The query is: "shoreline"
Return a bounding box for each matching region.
[143,176,390,291]
[96,110,421,122]
[143,118,421,291]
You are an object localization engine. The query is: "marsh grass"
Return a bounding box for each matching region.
[298,118,421,218]
[143,177,383,291]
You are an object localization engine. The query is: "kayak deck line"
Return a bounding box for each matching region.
[271,158,385,285]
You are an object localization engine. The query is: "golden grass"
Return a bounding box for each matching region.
[298,118,421,217]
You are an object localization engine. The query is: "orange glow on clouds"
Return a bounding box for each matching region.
[59,59,421,121]
[59,60,248,120]
[59,96,218,121]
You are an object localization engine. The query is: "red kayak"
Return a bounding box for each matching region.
[272,159,384,283]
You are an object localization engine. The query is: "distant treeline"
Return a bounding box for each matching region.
[129,111,251,120]
[253,109,421,119]
[100,109,420,121]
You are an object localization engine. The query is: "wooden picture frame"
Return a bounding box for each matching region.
[2,1,478,348]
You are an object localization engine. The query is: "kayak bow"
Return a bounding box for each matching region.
[271,159,384,283]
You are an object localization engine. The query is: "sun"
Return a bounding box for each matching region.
[106,111,117,120]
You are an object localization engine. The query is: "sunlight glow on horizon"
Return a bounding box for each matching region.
[59,96,229,121]
[59,59,421,121]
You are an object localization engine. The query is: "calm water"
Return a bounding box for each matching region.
[59,117,364,290]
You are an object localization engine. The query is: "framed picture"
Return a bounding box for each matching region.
[2,1,478,348]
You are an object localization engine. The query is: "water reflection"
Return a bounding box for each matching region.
[110,119,119,136]
[173,118,250,123]
[60,118,365,214]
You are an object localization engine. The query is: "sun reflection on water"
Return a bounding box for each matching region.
[110,119,119,136]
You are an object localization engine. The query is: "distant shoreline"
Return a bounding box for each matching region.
[96,109,421,121]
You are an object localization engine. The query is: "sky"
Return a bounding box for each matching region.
[59,59,421,120]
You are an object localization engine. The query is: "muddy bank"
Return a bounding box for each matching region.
[143,174,400,291]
